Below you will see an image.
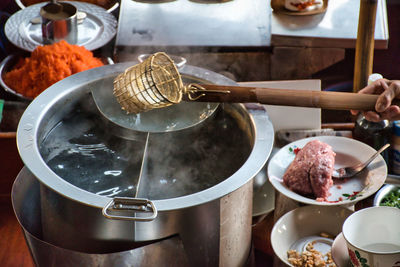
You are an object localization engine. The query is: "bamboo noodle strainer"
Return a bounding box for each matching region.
[113,52,400,115]
[113,52,228,114]
[113,52,183,114]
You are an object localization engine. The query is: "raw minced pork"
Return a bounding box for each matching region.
[283,140,335,200]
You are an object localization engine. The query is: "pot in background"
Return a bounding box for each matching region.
[15,0,119,13]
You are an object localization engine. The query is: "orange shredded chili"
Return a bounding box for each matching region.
[3,40,104,98]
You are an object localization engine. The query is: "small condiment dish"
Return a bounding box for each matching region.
[271,205,353,266]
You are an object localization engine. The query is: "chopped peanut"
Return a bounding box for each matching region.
[286,239,337,267]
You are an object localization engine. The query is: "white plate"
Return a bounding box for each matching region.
[271,205,353,266]
[268,136,387,206]
[5,1,117,52]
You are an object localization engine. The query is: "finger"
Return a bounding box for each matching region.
[358,79,389,95]
[376,81,400,112]
[362,111,382,122]
[379,105,400,121]
[351,79,391,116]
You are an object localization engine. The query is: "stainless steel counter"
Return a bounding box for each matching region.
[116,0,388,50]
[271,0,389,49]
[114,0,389,81]
[115,0,271,49]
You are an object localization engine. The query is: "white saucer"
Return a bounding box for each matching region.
[5,1,117,51]
[290,235,334,254]
[332,232,350,267]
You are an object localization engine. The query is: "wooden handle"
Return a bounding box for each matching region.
[353,0,378,92]
[191,84,399,111]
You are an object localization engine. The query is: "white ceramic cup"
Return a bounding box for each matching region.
[342,206,400,267]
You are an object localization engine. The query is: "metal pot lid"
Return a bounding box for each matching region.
[17,62,274,211]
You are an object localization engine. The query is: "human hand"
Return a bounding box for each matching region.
[350,79,400,122]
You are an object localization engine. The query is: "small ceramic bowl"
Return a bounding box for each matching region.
[271,205,353,266]
[0,54,33,101]
[342,206,400,267]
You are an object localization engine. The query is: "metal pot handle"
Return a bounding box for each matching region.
[102,197,157,221]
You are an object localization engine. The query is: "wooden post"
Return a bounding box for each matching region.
[353,0,378,92]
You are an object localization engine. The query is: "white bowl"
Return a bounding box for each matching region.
[271,205,353,266]
[342,206,400,267]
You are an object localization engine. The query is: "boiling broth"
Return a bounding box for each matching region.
[40,108,145,197]
[40,102,252,199]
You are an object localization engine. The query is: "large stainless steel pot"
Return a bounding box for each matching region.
[16,62,274,266]
[12,167,192,267]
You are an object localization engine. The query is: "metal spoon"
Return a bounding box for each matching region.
[332,143,390,179]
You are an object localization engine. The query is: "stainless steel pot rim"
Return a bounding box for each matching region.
[17,62,274,211]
